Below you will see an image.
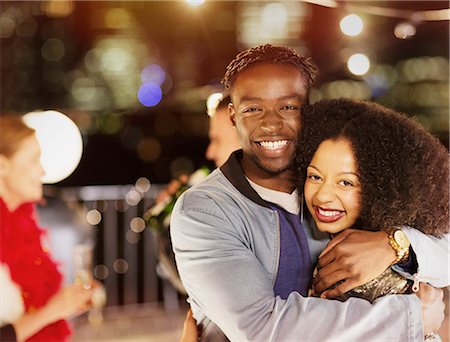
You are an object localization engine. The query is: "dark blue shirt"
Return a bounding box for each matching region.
[270,204,313,299]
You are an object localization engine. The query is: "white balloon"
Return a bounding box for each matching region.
[23,110,83,184]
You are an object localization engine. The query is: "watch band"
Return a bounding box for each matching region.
[388,229,410,265]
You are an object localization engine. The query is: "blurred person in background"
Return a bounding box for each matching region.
[0,114,95,341]
[205,94,241,168]
[146,94,241,295]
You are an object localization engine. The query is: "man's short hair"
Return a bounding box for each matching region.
[222,44,317,91]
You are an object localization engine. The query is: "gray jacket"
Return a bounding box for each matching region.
[171,151,447,341]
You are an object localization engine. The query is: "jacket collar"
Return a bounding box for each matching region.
[220,150,270,208]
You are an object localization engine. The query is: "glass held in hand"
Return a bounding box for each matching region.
[73,243,93,289]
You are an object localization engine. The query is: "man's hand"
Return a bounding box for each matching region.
[313,229,396,298]
[417,283,445,336]
[179,309,199,342]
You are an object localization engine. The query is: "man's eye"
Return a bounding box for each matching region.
[282,105,299,110]
[243,107,261,113]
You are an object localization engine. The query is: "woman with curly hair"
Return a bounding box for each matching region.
[296,98,449,305]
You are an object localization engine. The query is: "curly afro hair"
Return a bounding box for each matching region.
[222,44,317,92]
[296,99,449,237]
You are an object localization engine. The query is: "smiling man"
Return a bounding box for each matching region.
[171,44,446,341]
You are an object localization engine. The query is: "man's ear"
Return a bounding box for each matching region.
[228,103,236,126]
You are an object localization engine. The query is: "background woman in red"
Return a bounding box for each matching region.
[0,114,94,341]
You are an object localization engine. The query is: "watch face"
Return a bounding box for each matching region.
[394,230,410,250]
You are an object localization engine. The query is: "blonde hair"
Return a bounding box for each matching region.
[0,114,35,158]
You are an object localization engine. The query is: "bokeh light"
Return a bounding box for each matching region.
[93,264,109,280]
[113,258,129,274]
[41,38,65,61]
[137,137,161,162]
[141,64,165,85]
[126,230,140,244]
[340,14,364,36]
[138,82,162,107]
[394,22,416,39]
[104,8,132,29]
[125,189,142,206]
[135,177,151,193]
[23,110,83,184]
[86,209,102,225]
[347,53,370,75]
[130,217,146,233]
[186,0,205,6]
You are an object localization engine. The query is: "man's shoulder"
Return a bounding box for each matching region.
[173,169,237,208]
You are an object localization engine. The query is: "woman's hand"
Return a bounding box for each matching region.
[42,283,94,323]
[13,283,94,341]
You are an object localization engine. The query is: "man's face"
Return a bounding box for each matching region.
[205,106,241,167]
[229,63,308,183]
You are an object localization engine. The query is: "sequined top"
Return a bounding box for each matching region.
[336,267,412,303]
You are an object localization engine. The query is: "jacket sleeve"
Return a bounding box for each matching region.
[400,228,450,287]
[171,192,423,342]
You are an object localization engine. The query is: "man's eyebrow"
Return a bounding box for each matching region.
[239,94,306,102]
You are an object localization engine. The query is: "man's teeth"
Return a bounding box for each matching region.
[259,140,288,150]
[318,208,343,217]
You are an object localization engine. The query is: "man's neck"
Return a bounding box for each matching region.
[241,159,296,193]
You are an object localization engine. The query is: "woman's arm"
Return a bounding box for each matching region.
[313,228,450,298]
[11,284,94,342]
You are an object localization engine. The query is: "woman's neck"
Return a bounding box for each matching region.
[0,187,21,212]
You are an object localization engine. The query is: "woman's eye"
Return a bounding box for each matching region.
[339,180,354,187]
[308,174,321,181]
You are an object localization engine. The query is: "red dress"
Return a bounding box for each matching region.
[0,199,71,341]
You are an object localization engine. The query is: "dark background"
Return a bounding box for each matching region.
[1,1,448,186]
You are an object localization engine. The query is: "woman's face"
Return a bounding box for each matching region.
[1,135,45,208]
[304,138,361,234]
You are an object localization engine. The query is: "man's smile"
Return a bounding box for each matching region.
[256,139,289,150]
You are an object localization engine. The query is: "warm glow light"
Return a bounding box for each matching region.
[186,0,205,6]
[340,14,363,36]
[347,53,370,75]
[206,92,224,117]
[394,22,416,39]
[23,110,83,184]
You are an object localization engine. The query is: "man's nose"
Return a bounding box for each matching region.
[260,109,283,133]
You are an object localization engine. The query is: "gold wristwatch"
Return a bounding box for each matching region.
[387,229,411,265]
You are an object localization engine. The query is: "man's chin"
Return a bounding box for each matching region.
[255,160,292,176]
